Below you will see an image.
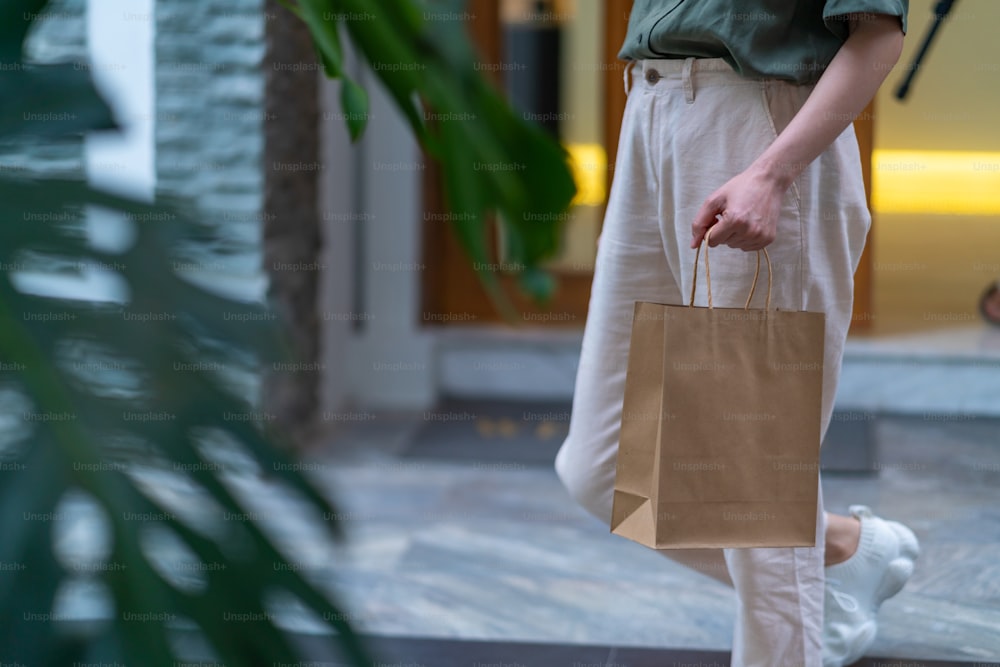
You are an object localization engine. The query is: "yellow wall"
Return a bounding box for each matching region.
[872,1,1000,215]
[876,0,1000,152]
[868,1,1000,334]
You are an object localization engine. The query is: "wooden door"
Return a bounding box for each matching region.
[851,102,875,332]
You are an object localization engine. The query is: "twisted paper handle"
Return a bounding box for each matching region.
[689,227,773,310]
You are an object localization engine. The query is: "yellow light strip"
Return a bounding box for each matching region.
[565,142,607,207]
[872,150,1000,216]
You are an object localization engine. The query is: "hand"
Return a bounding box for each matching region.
[690,168,788,251]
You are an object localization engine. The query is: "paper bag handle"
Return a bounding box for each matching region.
[689,227,773,310]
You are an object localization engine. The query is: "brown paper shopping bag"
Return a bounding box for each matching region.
[611,235,825,549]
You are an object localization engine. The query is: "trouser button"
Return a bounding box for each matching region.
[645,68,661,84]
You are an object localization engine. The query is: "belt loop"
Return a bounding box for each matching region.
[623,60,635,96]
[682,57,695,103]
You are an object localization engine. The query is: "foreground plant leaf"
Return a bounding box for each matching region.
[0,177,371,666]
[0,5,370,664]
[289,0,578,305]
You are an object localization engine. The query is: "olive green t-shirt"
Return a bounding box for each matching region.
[619,0,908,85]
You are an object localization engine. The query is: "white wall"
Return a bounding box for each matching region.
[85,0,155,200]
[318,62,435,412]
[318,72,356,415]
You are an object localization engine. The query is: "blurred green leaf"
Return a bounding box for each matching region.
[0,0,49,62]
[0,3,370,665]
[0,181,371,663]
[0,440,67,665]
[0,66,117,139]
[286,0,578,308]
[340,77,370,140]
[1,0,582,664]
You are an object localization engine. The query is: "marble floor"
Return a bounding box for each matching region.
[306,413,1000,665]
[838,324,1000,417]
[293,633,979,667]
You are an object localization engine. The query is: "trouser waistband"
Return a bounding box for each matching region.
[624,57,752,103]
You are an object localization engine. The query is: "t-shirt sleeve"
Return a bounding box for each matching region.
[823,0,908,40]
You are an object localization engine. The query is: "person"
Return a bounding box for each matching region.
[981,280,1000,325]
[553,2,918,666]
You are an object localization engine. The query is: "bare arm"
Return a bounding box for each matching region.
[690,14,906,251]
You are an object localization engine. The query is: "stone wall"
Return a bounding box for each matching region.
[5,2,325,438]
[155,1,322,440]
[154,0,266,241]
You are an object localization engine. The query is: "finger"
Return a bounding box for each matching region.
[727,236,756,251]
[706,215,738,247]
[742,231,773,251]
[744,233,774,252]
[690,212,715,249]
[690,198,724,249]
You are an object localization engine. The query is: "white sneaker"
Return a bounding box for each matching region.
[822,505,920,667]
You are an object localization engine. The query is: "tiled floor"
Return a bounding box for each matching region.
[838,324,1000,417]
[308,413,1000,665]
[292,633,979,667]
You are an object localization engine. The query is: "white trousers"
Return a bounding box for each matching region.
[554,58,871,667]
